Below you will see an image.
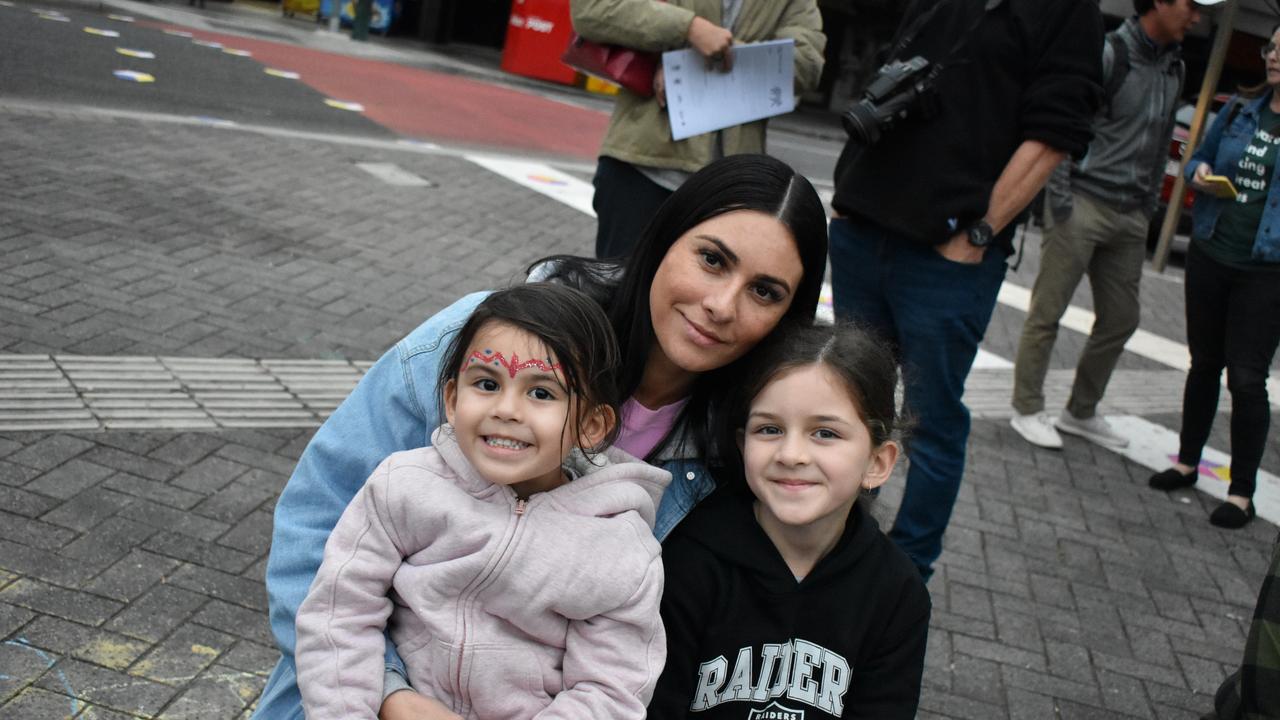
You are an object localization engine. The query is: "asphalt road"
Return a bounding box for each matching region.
[0,0,392,136]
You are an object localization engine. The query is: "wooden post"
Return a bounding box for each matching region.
[1153,0,1239,272]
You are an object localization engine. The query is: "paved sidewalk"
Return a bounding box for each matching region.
[2,22,1279,720]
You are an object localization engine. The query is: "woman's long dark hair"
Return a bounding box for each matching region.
[533,154,828,463]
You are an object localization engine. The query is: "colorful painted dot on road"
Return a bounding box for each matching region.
[84,27,121,37]
[324,99,365,112]
[192,39,223,49]
[107,13,134,21]
[35,11,70,21]
[116,48,155,59]
[397,138,440,150]
[525,174,568,187]
[222,48,252,57]
[113,70,155,83]
[193,116,237,127]
[263,68,301,80]
[164,29,193,37]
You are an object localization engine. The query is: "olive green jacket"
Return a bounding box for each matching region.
[569,0,825,172]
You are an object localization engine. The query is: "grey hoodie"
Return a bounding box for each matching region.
[1048,16,1183,219]
[295,426,671,719]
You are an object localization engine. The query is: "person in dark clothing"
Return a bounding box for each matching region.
[1148,23,1280,529]
[828,0,1104,579]
[649,323,930,719]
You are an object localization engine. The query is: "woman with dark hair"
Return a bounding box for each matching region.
[253,153,829,719]
[1148,24,1280,529]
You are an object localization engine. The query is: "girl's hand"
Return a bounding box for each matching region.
[687,16,733,70]
[1190,162,1213,191]
[379,690,463,720]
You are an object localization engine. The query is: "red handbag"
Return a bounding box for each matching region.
[561,34,659,97]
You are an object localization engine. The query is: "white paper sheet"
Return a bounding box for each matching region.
[662,39,795,141]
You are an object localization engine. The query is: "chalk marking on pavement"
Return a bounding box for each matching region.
[84,27,121,37]
[222,48,252,57]
[115,48,155,59]
[264,67,300,79]
[107,13,135,21]
[3,638,82,716]
[356,162,433,187]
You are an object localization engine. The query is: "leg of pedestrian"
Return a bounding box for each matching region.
[1010,193,1097,448]
[881,241,1006,579]
[590,157,673,261]
[1056,200,1146,449]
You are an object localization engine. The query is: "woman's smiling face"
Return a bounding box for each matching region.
[648,209,805,377]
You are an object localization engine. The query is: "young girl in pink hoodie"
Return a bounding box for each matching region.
[294,283,670,720]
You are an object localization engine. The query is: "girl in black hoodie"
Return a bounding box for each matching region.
[649,324,930,719]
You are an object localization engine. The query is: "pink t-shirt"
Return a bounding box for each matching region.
[614,396,688,460]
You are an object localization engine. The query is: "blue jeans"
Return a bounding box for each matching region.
[828,217,1006,577]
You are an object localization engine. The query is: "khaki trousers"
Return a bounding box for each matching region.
[1012,191,1148,417]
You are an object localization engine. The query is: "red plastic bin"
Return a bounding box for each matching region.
[501,0,578,85]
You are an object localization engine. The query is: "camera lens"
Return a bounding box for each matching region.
[842,101,882,145]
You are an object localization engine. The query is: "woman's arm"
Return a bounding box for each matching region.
[772,0,826,96]
[263,292,488,709]
[1185,97,1237,187]
[569,0,700,52]
[296,462,410,720]
[533,556,666,718]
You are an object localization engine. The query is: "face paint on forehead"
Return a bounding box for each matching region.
[467,349,563,379]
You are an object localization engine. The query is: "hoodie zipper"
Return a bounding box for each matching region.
[454,495,528,706]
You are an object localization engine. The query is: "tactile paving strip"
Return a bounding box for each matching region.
[0,355,370,431]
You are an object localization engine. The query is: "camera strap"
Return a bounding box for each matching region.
[886,0,1002,68]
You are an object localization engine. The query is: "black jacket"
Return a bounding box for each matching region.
[832,0,1103,246]
[648,487,930,719]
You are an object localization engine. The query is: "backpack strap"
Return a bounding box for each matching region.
[1102,32,1130,118]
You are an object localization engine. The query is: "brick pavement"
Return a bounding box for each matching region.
[2,101,1280,719]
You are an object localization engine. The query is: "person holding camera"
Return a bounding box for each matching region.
[829,0,1103,580]
[569,0,826,261]
[1012,0,1220,453]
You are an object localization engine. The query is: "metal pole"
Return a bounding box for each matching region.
[328,0,341,32]
[1153,0,1238,272]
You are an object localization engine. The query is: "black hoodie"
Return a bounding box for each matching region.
[648,487,930,719]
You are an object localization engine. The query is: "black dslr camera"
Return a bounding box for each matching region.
[841,56,941,145]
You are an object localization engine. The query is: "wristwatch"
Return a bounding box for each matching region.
[967,220,994,248]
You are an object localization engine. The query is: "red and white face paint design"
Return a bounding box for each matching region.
[467,349,563,379]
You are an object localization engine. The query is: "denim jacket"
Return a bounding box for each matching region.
[253,292,717,719]
[1185,91,1280,262]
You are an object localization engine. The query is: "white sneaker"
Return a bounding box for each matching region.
[1054,410,1129,449]
[1010,412,1063,449]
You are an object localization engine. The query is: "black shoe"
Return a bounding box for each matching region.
[1149,467,1197,491]
[1209,500,1255,529]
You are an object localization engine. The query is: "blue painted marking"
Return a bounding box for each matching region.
[4,638,82,715]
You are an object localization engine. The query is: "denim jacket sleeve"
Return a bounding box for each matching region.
[1186,96,1236,181]
[263,292,489,680]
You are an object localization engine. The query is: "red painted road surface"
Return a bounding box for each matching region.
[139,21,609,159]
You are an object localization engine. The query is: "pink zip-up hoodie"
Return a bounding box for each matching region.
[295,426,671,720]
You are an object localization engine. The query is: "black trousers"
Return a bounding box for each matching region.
[1178,242,1280,498]
[592,156,674,261]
